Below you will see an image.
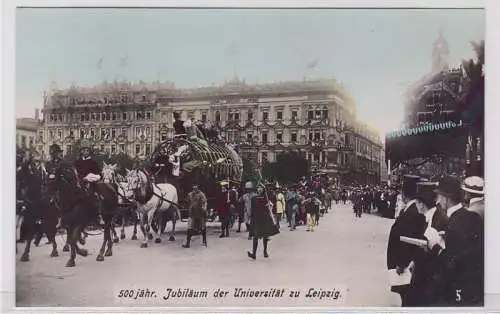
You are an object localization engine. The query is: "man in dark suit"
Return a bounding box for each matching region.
[173,112,186,136]
[386,175,427,306]
[423,175,484,306]
[407,181,448,306]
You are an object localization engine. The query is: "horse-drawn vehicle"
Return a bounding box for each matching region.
[150,135,244,220]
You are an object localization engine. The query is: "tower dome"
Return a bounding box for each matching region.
[432,28,450,72]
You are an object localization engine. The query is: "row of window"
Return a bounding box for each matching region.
[63,142,152,157]
[258,150,330,164]
[178,108,328,123]
[226,130,327,144]
[17,135,34,149]
[46,126,152,141]
[65,94,146,106]
[47,111,153,124]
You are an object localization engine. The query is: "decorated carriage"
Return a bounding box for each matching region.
[150,135,243,219]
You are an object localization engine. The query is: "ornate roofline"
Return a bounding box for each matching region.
[48,78,351,101]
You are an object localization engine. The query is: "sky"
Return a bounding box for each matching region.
[15,8,484,138]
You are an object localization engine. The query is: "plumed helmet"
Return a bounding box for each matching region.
[245,181,254,189]
[80,139,92,150]
[173,112,181,119]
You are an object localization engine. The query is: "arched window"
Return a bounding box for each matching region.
[215,111,221,123]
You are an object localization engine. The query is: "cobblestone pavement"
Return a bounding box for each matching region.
[16,203,400,307]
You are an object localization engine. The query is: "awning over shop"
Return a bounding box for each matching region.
[385,121,466,166]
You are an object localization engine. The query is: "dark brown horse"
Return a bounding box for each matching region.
[17,160,59,262]
[55,165,118,267]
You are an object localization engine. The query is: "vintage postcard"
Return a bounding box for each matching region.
[13,5,485,309]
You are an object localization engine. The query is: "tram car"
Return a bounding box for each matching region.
[150,136,243,219]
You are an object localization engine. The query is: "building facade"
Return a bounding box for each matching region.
[16,116,40,150]
[40,77,382,184]
[386,31,469,177]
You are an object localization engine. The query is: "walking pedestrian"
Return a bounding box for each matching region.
[182,184,208,248]
[247,183,279,260]
[275,188,285,229]
[242,181,256,239]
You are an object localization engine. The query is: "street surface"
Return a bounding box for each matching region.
[16,203,399,307]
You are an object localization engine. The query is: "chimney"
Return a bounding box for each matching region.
[35,108,40,121]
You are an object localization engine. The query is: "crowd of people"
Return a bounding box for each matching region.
[17,138,485,307]
[184,175,333,259]
[386,174,484,307]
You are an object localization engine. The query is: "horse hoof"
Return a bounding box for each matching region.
[113,238,119,243]
[96,255,104,262]
[154,238,161,244]
[63,245,69,252]
[105,250,112,257]
[131,235,138,240]
[148,234,153,240]
[50,251,59,257]
[168,236,175,242]
[140,243,148,248]
[77,249,88,257]
[120,234,126,240]
[20,254,29,262]
[66,259,75,267]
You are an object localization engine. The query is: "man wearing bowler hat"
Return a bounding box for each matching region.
[407,181,448,306]
[386,175,426,306]
[423,175,484,306]
[462,176,485,219]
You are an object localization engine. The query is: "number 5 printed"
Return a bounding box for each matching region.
[456,289,462,302]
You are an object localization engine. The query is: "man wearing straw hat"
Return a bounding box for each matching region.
[462,176,485,219]
[423,175,484,306]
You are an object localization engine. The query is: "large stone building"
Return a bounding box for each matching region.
[16,112,41,150]
[40,77,383,184]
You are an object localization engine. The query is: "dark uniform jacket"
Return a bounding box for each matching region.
[74,158,101,180]
[173,120,186,135]
[216,191,230,216]
[423,207,484,306]
[188,190,207,219]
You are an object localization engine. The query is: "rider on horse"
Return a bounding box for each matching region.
[46,144,67,228]
[73,140,104,225]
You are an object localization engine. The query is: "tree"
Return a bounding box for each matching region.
[261,161,277,182]
[242,158,259,183]
[107,153,135,175]
[460,40,484,176]
[261,151,309,184]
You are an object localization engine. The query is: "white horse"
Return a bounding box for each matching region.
[101,163,139,242]
[126,168,179,248]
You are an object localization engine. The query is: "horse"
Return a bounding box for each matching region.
[55,164,118,266]
[17,159,59,262]
[101,163,139,242]
[125,168,179,248]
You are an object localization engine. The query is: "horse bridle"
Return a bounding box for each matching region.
[104,170,133,203]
